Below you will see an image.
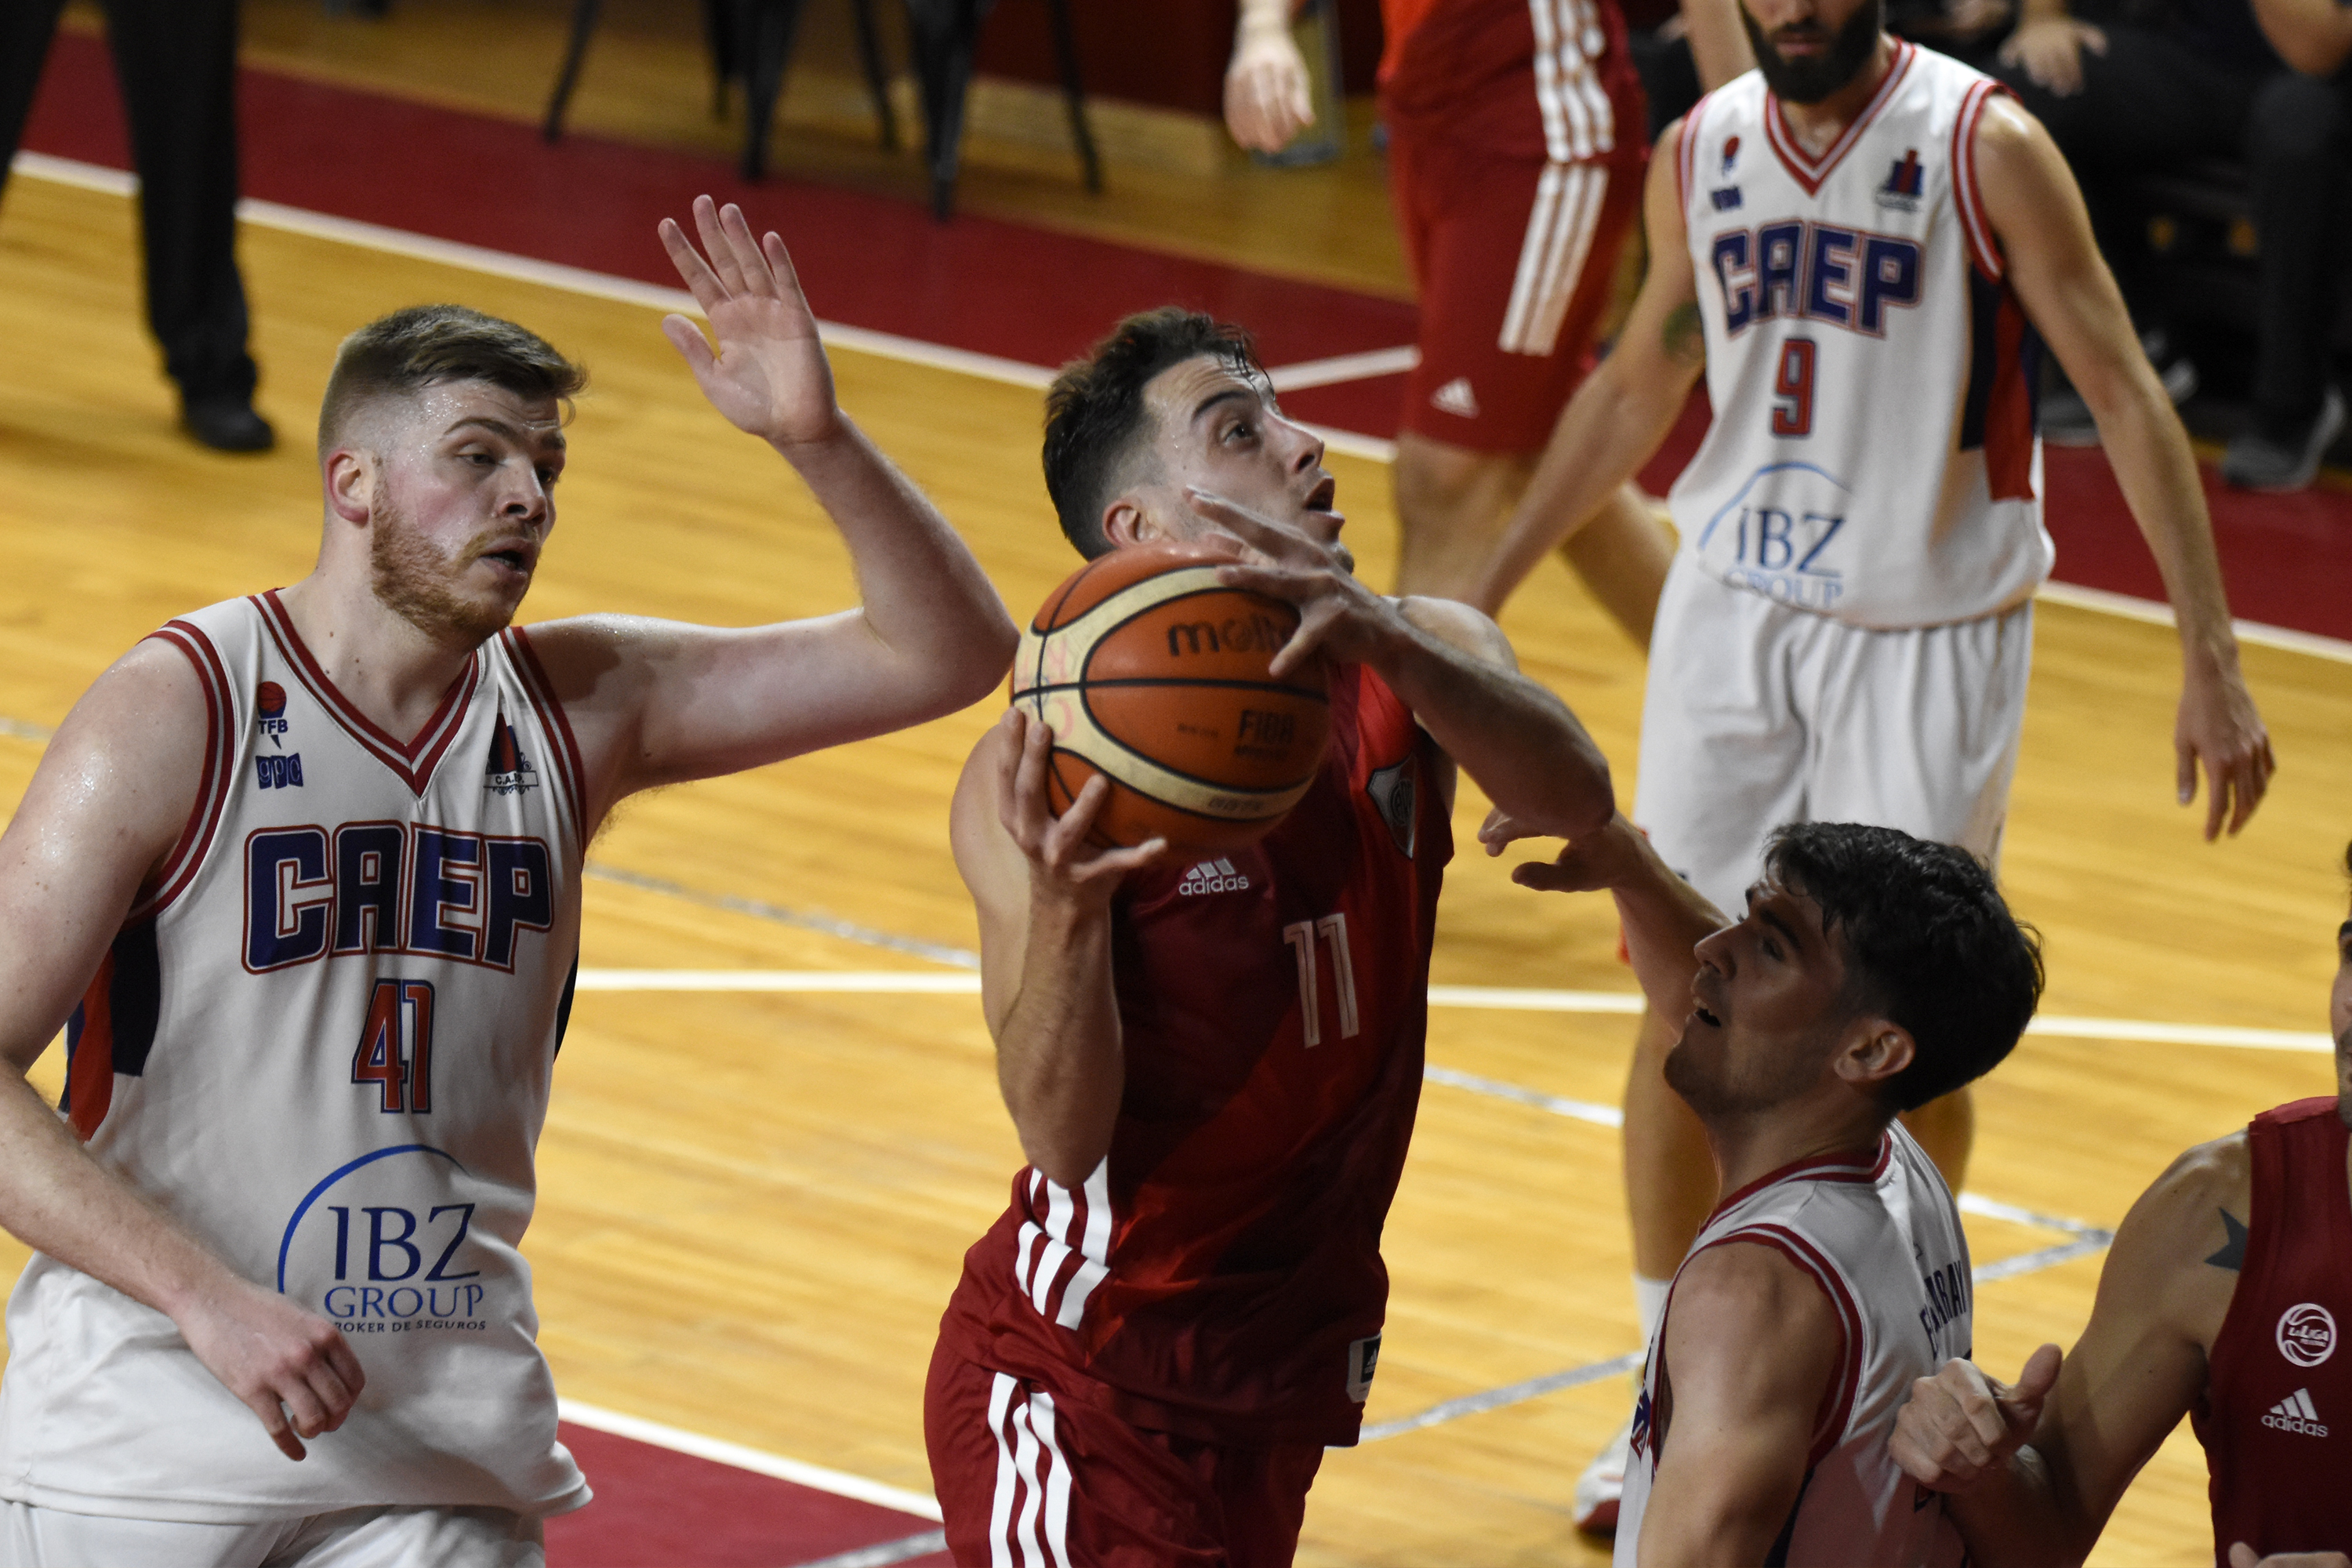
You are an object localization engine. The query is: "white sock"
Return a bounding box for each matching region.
[1633,1272,1671,1344]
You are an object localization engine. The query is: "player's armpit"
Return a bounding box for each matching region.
[0,639,209,1073]
[1635,1240,1843,1566]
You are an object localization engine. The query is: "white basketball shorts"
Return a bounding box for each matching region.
[0,1501,543,1568]
[1631,555,2034,917]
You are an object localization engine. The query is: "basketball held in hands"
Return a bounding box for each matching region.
[1010,541,1332,852]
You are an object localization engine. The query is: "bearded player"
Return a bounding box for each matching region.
[0,198,1012,1566]
[1494,811,2042,1563]
[1462,0,2274,1519]
[1889,841,2352,1566]
[923,308,1618,1566]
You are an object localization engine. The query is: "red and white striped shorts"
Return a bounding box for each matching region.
[922,1340,1324,1567]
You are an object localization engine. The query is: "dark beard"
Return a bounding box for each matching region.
[1742,0,1884,105]
[370,497,515,649]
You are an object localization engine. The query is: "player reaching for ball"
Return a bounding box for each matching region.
[923,307,1617,1566]
[0,198,1011,1566]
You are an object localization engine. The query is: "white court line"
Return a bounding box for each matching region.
[572,969,2336,1053]
[557,1398,942,1521]
[17,151,2349,637]
[1265,344,1420,392]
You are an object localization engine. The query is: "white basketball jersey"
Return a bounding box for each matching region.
[1613,1124,1971,1566]
[1670,43,2055,629]
[0,593,591,1523]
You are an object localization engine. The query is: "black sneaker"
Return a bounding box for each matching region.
[182,394,276,454]
[2039,331,2196,448]
[2221,385,2346,492]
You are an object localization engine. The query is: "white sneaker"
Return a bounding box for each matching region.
[1573,1412,1635,1534]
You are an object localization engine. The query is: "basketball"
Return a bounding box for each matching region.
[1010,540,1332,852]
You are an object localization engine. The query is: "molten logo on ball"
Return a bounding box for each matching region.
[1011,541,1332,852]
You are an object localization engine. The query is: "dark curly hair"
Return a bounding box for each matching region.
[1764,823,2045,1112]
[1041,307,1260,558]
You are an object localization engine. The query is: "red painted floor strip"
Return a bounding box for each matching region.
[549,1423,948,1568]
[16,27,2348,641]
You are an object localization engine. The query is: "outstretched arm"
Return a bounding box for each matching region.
[1497,812,1726,1017]
[1468,121,1706,615]
[534,198,1016,826]
[953,712,1166,1187]
[1634,1240,1845,1565]
[0,645,365,1461]
[1196,492,1615,843]
[1975,100,2274,840]
[1893,1134,2241,1564]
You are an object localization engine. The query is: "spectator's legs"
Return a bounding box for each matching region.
[98,0,262,424]
[2242,70,2350,437]
[0,0,72,209]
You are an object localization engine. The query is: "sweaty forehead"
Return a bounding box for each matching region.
[1141,355,1264,434]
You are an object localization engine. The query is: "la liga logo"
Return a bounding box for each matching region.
[2277,1302,2336,1367]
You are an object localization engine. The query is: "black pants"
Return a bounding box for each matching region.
[0,0,256,403]
[1997,27,2352,434]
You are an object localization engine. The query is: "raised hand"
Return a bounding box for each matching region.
[1189,488,1398,681]
[175,1273,367,1461]
[1224,21,1314,153]
[657,195,840,448]
[1890,1344,2062,1491]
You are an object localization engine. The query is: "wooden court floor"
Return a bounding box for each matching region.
[1,170,2347,1565]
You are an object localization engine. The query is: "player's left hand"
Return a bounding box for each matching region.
[1190,488,1395,681]
[658,195,840,449]
[1489,810,1647,893]
[2175,658,2274,840]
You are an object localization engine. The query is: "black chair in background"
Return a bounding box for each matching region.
[542,0,1101,220]
[543,0,900,180]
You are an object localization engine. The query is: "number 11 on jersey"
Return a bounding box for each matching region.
[1283,913,1359,1047]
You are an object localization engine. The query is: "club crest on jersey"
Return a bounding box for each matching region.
[1878,148,1925,212]
[484,715,540,797]
[256,680,291,749]
[1366,757,1417,858]
[2278,1302,2338,1367]
[1721,134,1740,173]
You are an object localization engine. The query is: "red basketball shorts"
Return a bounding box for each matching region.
[924,1339,1327,1567]
[1388,128,1646,455]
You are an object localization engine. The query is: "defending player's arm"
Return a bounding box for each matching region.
[527,198,1016,829]
[1503,813,1726,1016]
[1194,493,1616,843]
[1892,1136,2241,1565]
[953,711,1165,1188]
[0,646,365,1462]
[1634,1240,1846,1566]
[1973,101,2274,841]
[1467,119,1708,615]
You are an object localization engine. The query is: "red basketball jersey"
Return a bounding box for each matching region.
[937,664,1452,1447]
[1380,0,1642,165]
[2193,1097,2352,1559]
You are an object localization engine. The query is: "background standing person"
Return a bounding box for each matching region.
[1222,0,1751,640]
[1465,0,2272,1526]
[0,196,1012,1566]
[0,0,273,451]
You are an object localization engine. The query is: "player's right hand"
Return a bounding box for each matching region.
[176,1273,366,1462]
[1223,25,1314,154]
[1889,1344,2060,1490]
[996,710,1166,906]
[1995,16,2104,96]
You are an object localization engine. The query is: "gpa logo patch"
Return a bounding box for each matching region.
[256,681,291,749]
[2278,1302,2338,1368]
[483,716,541,797]
[1366,757,1417,858]
[1877,148,1925,212]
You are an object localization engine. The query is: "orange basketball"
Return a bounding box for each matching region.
[1011,540,1332,852]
